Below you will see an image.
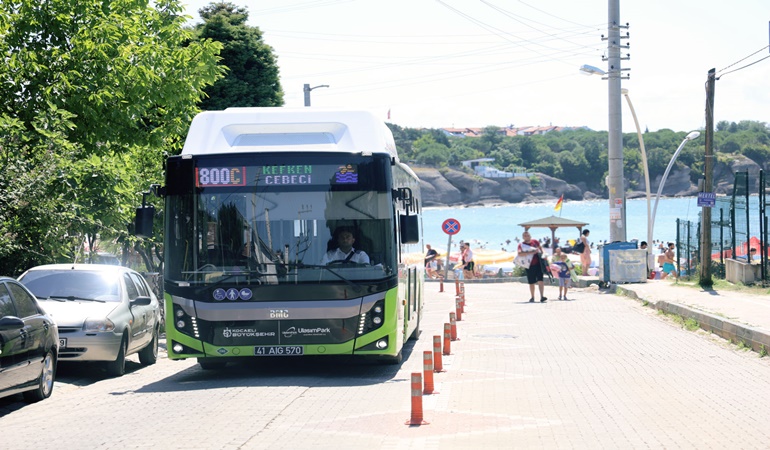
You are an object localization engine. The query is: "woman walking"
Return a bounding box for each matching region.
[517,231,547,303]
[579,229,591,274]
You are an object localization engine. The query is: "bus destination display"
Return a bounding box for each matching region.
[196,164,359,187]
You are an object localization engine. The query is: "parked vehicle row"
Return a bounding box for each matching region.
[1,264,162,403]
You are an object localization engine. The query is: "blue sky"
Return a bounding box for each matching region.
[180,0,770,133]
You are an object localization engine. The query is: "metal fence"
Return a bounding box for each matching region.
[675,170,769,284]
[732,171,750,260]
[675,218,699,279]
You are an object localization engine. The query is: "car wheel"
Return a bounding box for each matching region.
[138,326,159,366]
[198,358,227,370]
[23,350,56,403]
[105,336,127,377]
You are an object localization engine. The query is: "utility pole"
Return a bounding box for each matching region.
[700,68,716,286]
[605,0,628,242]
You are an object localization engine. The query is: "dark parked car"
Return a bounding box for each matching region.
[0,277,58,402]
[18,264,161,377]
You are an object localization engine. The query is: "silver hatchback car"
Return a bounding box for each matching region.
[18,264,161,377]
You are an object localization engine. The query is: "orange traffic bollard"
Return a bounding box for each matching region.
[449,312,459,341]
[443,323,452,355]
[439,278,444,293]
[455,279,460,295]
[433,335,444,372]
[423,351,438,394]
[405,372,429,425]
[457,293,465,314]
[455,297,463,321]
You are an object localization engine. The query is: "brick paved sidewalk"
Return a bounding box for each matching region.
[613,279,770,354]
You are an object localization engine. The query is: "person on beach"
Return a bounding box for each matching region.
[424,244,440,279]
[579,229,591,274]
[660,242,677,279]
[462,242,475,279]
[517,231,547,303]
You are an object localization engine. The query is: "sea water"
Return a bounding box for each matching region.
[422,197,731,254]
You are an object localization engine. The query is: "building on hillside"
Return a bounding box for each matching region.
[441,125,581,138]
[461,158,531,179]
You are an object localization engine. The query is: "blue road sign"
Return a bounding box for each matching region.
[697,192,716,208]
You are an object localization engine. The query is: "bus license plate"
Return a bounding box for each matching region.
[254,346,304,356]
[59,338,67,349]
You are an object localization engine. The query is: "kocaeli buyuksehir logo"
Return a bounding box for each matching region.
[334,164,358,184]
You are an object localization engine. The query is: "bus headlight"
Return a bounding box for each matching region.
[357,300,386,335]
[173,305,201,339]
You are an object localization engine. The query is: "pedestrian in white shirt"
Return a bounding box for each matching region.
[321,229,370,265]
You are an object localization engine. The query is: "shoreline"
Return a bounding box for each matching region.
[421,197,705,253]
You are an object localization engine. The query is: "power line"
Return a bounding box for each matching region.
[716,45,770,78]
[434,0,600,68]
[479,0,603,51]
[717,53,770,79]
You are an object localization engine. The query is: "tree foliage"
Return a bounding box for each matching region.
[0,0,224,274]
[194,2,284,110]
[391,121,770,195]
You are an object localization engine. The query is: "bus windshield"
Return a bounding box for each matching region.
[164,154,396,285]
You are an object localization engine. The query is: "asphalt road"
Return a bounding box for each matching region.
[3,282,770,449]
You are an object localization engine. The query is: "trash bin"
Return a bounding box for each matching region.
[599,241,638,283]
[608,249,648,283]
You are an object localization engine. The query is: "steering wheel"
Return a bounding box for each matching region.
[328,259,353,265]
[197,264,218,272]
[328,260,369,267]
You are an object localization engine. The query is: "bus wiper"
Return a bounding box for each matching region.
[48,295,106,303]
[204,270,266,286]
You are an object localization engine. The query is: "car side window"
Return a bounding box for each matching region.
[7,282,40,318]
[129,273,149,297]
[0,283,16,318]
[123,273,140,301]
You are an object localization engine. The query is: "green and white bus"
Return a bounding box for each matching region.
[139,108,424,368]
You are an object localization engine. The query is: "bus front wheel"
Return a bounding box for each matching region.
[378,350,403,365]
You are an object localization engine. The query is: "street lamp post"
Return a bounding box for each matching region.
[650,131,701,245]
[303,83,329,107]
[579,61,626,242]
[621,88,652,266]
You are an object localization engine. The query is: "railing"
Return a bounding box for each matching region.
[674,170,768,285]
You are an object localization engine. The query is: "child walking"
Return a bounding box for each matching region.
[555,253,572,300]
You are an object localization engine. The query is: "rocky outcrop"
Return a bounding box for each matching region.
[713,155,762,194]
[415,167,584,207]
[415,154,766,207]
[416,169,464,205]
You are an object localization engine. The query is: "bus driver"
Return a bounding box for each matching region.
[321,229,370,265]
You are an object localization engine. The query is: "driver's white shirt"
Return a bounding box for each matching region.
[321,247,370,265]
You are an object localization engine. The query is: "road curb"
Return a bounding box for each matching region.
[613,285,770,355]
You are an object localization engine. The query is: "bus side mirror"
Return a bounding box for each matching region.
[400,214,419,244]
[134,206,155,238]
